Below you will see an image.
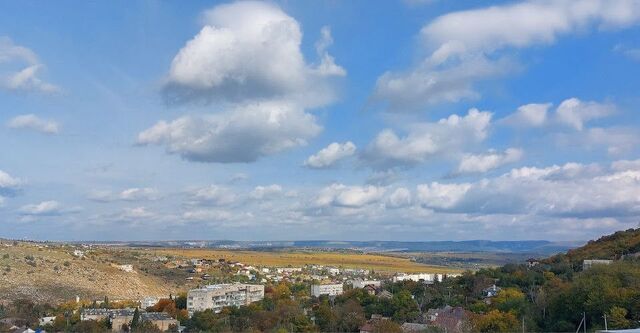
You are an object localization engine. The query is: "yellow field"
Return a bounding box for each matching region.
[154,249,462,274]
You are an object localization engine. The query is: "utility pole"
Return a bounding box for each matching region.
[604,313,608,331]
[522,316,525,333]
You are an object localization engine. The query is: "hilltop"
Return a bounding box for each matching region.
[545,228,640,267]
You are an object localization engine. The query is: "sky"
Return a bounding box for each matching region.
[1,0,640,241]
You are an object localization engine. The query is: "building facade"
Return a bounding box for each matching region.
[311,283,343,297]
[187,283,265,314]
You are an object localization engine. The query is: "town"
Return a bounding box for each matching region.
[2,228,640,332]
[0,239,464,332]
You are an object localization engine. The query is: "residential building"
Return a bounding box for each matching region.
[424,306,471,333]
[359,315,389,333]
[141,312,179,331]
[392,273,441,283]
[401,323,430,333]
[311,283,343,297]
[526,258,540,268]
[483,284,501,298]
[141,296,160,309]
[583,259,613,270]
[351,279,381,289]
[111,312,135,332]
[363,285,378,296]
[187,283,265,314]
[80,308,111,321]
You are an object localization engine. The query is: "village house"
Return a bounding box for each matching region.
[583,259,613,270]
[424,305,472,333]
[526,258,540,267]
[483,284,501,298]
[141,312,179,331]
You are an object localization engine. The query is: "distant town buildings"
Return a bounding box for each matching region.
[311,283,343,297]
[187,283,265,314]
[583,259,613,270]
[392,273,443,283]
[350,279,381,289]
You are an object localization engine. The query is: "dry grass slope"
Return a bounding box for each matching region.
[0,243,172,303]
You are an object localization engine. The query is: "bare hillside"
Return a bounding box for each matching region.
[0,242,174,304]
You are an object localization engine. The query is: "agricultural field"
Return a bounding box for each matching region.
[153,248,462,274]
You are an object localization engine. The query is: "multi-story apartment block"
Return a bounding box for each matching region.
[311,283,343,297]
[187,283,264,315]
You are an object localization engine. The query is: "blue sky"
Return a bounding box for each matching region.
[1,0,640,241]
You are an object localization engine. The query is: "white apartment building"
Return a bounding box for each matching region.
[311,283,343,297]
[187,283,265,315]
[351,279,382,289]
[392,273,444,283]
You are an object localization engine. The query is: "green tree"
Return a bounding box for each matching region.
[130,307,140,329]
[473,310,519,333]
[609,306,631,329]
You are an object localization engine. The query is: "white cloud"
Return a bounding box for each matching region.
[89,188,159,202]
[315,184,386,208]
[145,2,344,164]
[386,187,412,208]
[164,1,343,106]
[555,98,615,130]
[138,101,321,163]
[417,182,471,210]
[119,188,159,201]
[19,201,63,216]
[456,148,523,174]
[7,114,59,134]
[362,108,492,168]
[183,209,233,221]
[502,98,616,130]
[250,184,283,200]
[0,170,21,192]
[417,161,640,218]
[0,37,59,93]
[313,26,347,77]
[122,206,155,219]
[185,185,237,206]
[374,0,640,110]
[501,103,551,127]
[615,44,640,61]
[304,141,356,169]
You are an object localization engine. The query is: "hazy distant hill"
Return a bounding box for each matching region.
[80,239,581,255]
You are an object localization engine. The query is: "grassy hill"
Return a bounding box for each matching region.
[545,228,640,267]
[0,241,174,304]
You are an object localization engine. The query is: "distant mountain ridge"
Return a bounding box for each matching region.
[57,239,582,255]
